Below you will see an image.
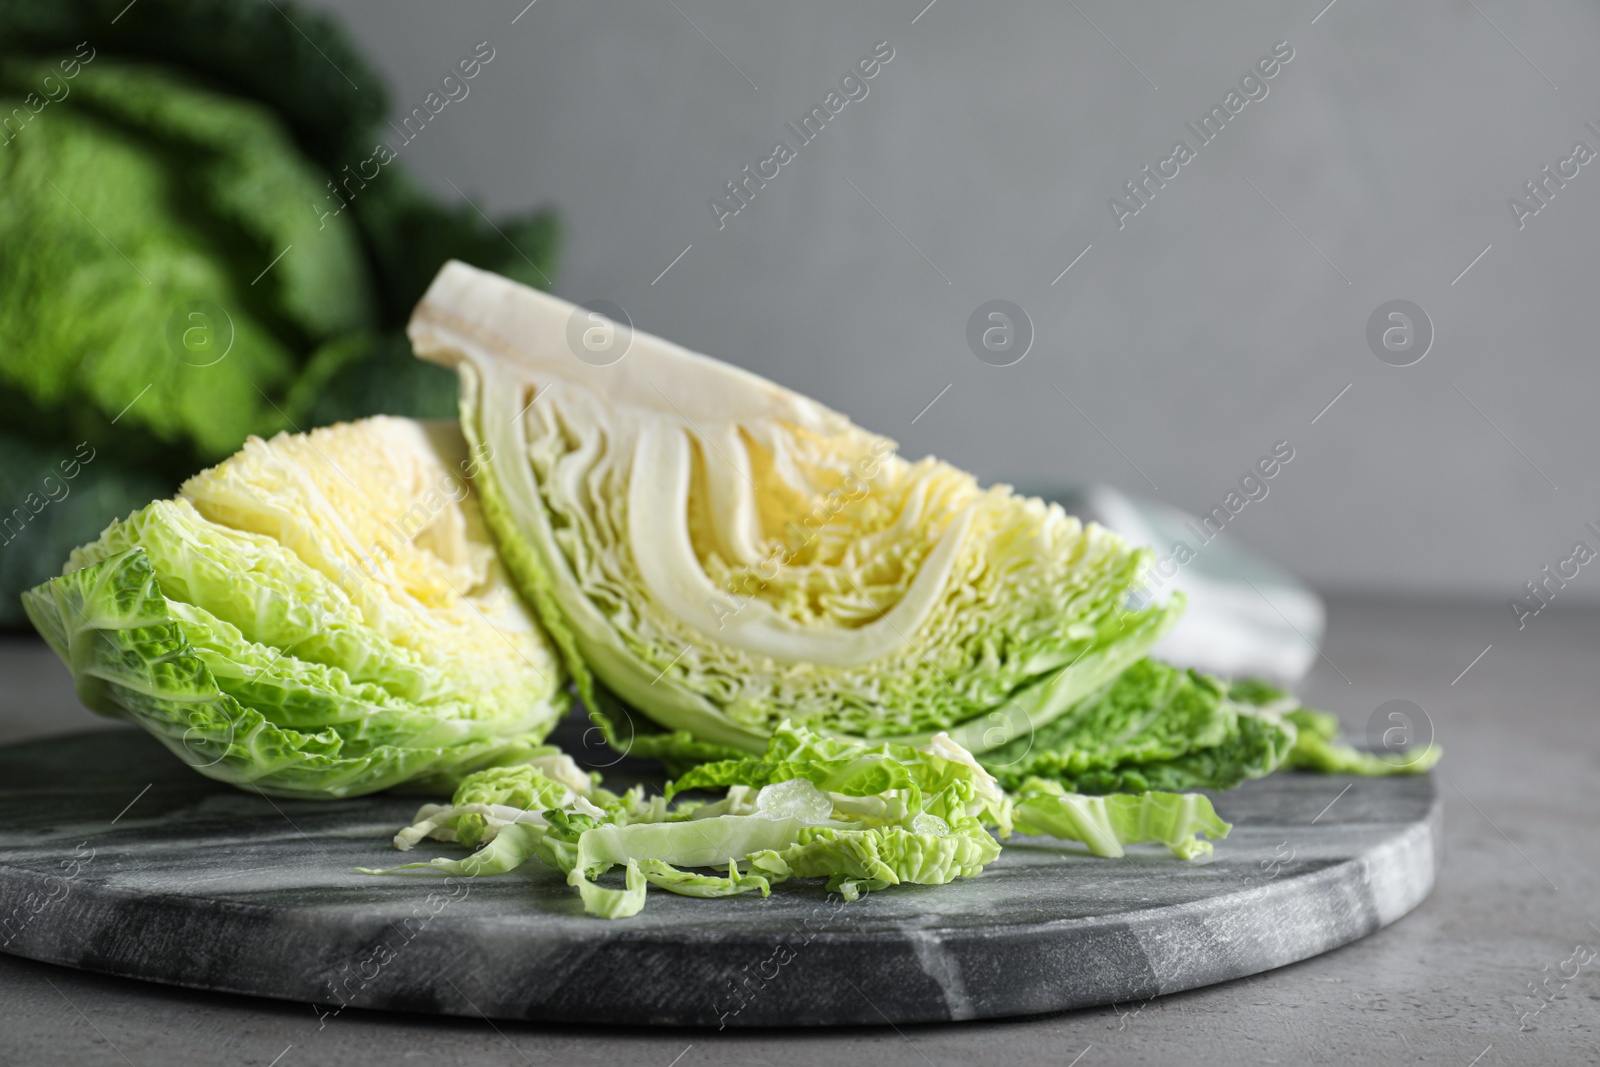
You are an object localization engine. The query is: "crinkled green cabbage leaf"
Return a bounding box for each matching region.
[981,659,1296,792]
[982,661,1437,792]
[1281,706,1442,775]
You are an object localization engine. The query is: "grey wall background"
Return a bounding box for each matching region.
[309,0,1600,610]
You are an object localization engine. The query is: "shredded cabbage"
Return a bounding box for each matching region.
[366,722,1230,917]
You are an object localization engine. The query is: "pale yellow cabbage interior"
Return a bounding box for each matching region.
[175,416,560,717]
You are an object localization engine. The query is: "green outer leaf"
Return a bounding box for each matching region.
[66,497,556,720]
[983,658,1296,794]
[1283,708,1442,776]
[1042,711,1296,796]
[982,659,1231,779]
[22,547,564,798]
[940,600,1182,754]
[1226,677,1291,707]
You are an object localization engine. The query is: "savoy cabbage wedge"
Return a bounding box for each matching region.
[408,261,1185,762]
[23,417,572,798]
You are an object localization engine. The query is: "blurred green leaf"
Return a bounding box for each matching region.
[0,0,560,626]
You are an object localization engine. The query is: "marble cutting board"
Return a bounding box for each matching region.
[0,728,1437,1027]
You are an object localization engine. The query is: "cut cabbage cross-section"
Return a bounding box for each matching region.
[407,261,1183,757]
[23,417,569,798]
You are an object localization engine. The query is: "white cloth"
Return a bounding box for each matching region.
[1050,485,1323,685]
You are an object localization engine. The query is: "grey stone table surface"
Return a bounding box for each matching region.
[0,592,1596,1065]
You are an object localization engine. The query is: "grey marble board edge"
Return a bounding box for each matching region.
[0,732,1441,1028]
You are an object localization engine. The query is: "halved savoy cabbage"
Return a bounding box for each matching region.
[23,416,571,798]
[408,262,1182,762]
